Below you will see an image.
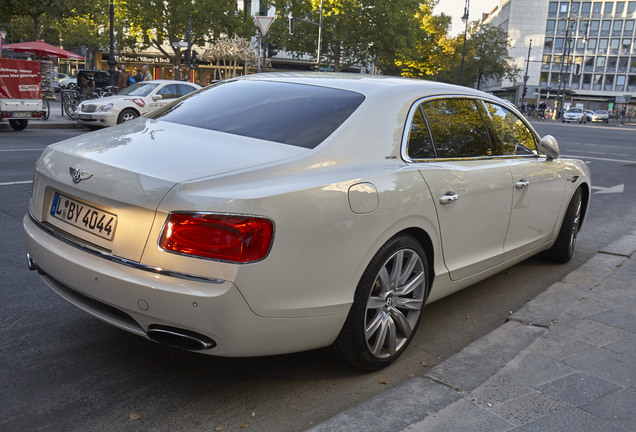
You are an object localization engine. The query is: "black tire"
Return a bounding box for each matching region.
[9,119,28,131]
[330,234,429,370]
[117,108,139,124]
[542,188,583,263]
[64,97,80,119]
[42,97,50,120]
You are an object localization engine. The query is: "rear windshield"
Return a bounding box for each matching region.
[150,80,365,149]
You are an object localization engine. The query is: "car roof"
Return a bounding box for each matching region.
[235,72,507,104]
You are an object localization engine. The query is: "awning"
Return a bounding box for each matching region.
[3,40,84,59]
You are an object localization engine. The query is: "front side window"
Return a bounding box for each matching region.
[419,99,492,159]
[482,103,536,156]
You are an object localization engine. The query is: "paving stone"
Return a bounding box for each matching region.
[562,348,636,388]
[485,390,569,427]
[536,372,619,406]
[580,389,636,431]
[515,407,625,432]
[402,399,512,432]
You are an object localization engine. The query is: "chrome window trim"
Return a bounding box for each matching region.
[401,94,542,164]
[29,213,225,284]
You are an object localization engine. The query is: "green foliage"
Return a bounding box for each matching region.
[269,0,421,73]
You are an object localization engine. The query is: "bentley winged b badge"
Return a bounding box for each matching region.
[69,167,94,184]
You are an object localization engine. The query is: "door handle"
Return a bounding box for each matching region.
[515,179,530,190]
[439,192,459,205]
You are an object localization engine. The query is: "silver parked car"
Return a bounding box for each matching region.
[562,107,586,123]
[24,73,590,370]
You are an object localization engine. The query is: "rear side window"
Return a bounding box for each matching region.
[482,102,537,156]
[419,98,493,158]
[406,107,436,159]
[152,80,365,149]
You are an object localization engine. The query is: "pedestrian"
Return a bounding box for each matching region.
[111,64,121,89]
[133,69,143,83]
[117,66,131,90]
[619,106,626,126]
[141,65,152,81]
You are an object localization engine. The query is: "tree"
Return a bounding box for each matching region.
[394,1,455,79]
[269,0,421,73]
[0,0,67,41]
[437,24,520,88]
[119,0,251,80]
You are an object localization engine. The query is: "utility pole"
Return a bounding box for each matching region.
[107,0,116,87]
[522,39,532,102]
[459,0,470,86]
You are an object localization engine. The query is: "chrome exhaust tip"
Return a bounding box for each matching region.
[146,325,216,351]
[26,253,37,271]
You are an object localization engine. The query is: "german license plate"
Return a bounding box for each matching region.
[12,112,32,118]
[50,193,117,240]
[79,114,92,120]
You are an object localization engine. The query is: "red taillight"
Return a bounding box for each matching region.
[159,213,274,263]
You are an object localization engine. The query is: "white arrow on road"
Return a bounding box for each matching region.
[591,184,624,194]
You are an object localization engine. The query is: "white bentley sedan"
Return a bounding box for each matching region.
[24,73,590,370]
[76,80,200,129]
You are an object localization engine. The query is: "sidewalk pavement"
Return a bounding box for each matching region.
[307,232,636,432]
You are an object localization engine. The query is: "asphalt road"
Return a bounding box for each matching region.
[1,122,635,431]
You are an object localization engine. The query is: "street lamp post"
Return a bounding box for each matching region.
[107,0,117,87]
[459,0,470,86]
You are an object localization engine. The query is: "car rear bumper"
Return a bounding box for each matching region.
[23,214,345,357]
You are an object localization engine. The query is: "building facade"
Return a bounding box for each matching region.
[479,0,636,113]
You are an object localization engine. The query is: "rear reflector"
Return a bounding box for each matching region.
[159,213,274,263]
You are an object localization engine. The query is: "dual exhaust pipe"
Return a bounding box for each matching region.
[27,253,216,352]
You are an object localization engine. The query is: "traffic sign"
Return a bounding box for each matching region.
[256,16,275,36]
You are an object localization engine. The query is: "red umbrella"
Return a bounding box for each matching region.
[3,40,84,59]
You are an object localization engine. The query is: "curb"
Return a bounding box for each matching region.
[306,232,636,432]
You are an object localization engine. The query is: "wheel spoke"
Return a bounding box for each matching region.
[398,253,418,286]
[395,296,423,311]
[389,307,413,337]
[365,312,383,340]
[395,270,425,297]
[389,250,404,289]
[367,295,385,310]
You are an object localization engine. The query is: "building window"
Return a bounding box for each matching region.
[547,20,556,34]
[576,38,587,52]
[619,56,630,72]
[553,55,563,70]
[627,75,636,91]
[582,73,592,89]
[555,38,565,51]
[599,38,609,53]
[601,20,611,36]
[560,2,570,15]
[613,20,624,36]
[626,20,635,35]
[582,2,592,15]
[587,38,598,53]
[571,72,581,88]
[596,56,607,71]
[542,54,552,70]
[557,20,567,34]
[540,71,549,85]
[616,74,627,90]
[585,56,595,71]
[622,38,632,53]
[572,2,581,15]
[604,2,614,14]
[607,56,618,72]
[604,74,615,90]
[632,58,636,72]
[593,74,603,89]
[610,38,621,53]
[629,2,636,14]
[616,2,626,14]
[589,20,600,35]
[592,2,603,15]
[544,37,554,51]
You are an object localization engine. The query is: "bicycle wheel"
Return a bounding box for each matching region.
[64,94,80,119]
[42,97,50,120]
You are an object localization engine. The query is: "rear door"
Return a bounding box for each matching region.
[406,97,513,280]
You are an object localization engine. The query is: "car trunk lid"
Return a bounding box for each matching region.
[30,119,308,261]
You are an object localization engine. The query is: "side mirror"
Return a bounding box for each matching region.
[537,135,560,160]
[152,95,163,101]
